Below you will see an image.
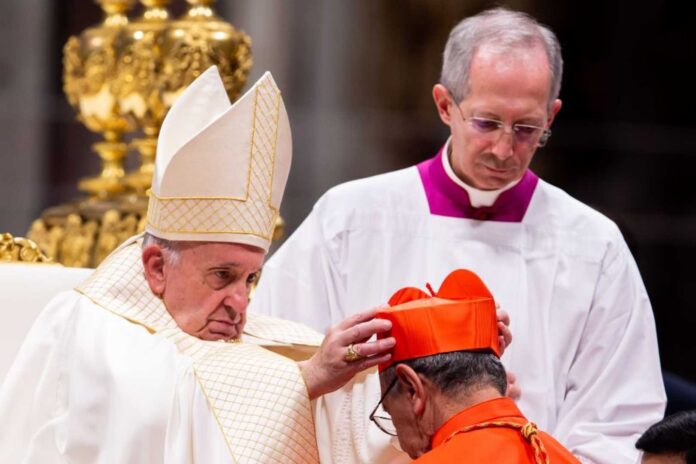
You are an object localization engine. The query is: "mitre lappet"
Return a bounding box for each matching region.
[146,65,291,251]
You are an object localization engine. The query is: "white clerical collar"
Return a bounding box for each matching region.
[441,138,521,207]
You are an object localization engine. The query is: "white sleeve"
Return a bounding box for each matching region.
[251,201,346,334]
[0,292,75,463]
[553,235,666,463]
[0,292,210,464]
[165,364,234,463]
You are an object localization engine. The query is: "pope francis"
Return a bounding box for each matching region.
[0,67,395,463]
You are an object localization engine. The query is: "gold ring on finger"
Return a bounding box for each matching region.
[344,343,363,362]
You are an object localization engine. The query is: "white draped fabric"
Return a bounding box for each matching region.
[251,165,666,464]
[0,263,91,385]
[0,291,232,463]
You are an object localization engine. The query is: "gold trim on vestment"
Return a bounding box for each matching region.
[192,369,241,464]
[75,236,321,463]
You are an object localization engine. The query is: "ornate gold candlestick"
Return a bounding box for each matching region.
[161,0,252,104]
[29,0,257,268]
[63,0,137,199]
[117,0,171,194]
[0,233,53,263]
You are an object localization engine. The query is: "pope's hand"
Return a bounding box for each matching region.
[299,307,395,400]
[496,306,512,353]
[496,306,521,399]
[506,371,521,400]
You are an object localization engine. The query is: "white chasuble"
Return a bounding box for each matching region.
[0,236,322,463]
[250,146,666,464]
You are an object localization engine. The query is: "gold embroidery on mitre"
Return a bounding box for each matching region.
[147,77,282,241]
[76,237,320,463]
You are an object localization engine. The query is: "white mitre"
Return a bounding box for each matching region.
[146,66,291,252]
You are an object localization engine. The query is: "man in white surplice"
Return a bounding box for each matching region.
[0,68,396,463]
[250,8,666,464]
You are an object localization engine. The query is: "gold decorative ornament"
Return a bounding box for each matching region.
[116,0,171,194]
[160,0,252,106]
[0,233,53,264]
[94,210,124,263]
[30,0,261,268]
[27,219,63,259]
[272,215,286,242]
[63,0,137,199]
[58,214,99,268]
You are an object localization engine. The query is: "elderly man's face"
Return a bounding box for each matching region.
[381,373,432,459]
[144,241,263,341]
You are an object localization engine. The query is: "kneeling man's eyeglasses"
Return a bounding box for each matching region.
[369,378,398,436]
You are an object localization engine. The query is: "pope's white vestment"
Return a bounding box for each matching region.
[0,237,322,463]
[250,144,667,464]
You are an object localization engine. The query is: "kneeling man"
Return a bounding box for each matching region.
[372,270,578,463]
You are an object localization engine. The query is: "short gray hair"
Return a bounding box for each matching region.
[441,7,563,110]
[142,232,182,265]
[380,350,507,399]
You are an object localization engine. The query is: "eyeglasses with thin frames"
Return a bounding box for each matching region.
[369,378,398,436]
[450,97,552,147]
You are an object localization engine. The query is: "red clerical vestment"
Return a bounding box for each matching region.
[414,398,579,463]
